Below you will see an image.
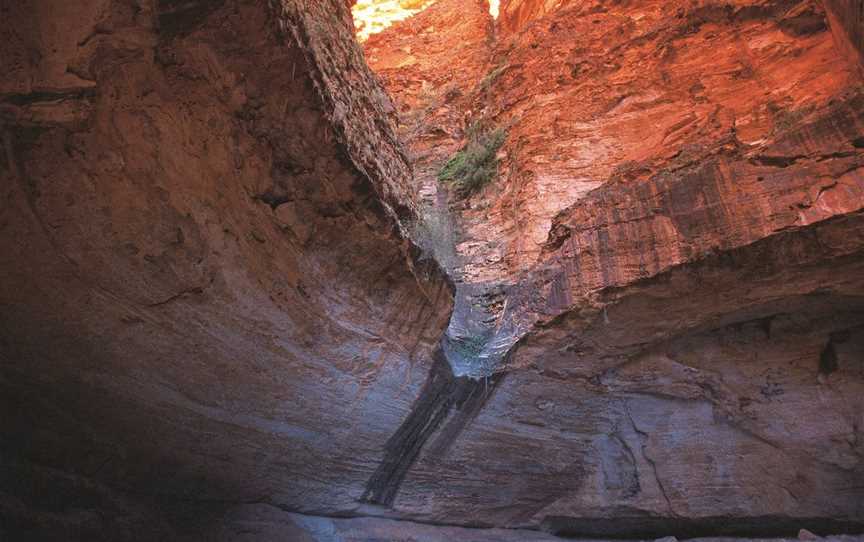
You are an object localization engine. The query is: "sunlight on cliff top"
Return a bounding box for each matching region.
[353,0,499,42]
[352,0,437,42]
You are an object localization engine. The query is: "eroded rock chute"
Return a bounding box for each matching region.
[357,0,864,535]
[1,0,863,539]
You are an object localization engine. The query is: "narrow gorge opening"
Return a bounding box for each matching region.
[352,0,501,42]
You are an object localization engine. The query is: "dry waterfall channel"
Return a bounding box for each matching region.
[0,0,863,540]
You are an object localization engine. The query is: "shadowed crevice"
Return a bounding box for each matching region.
[360,350,505,506]
[543,515,864,539]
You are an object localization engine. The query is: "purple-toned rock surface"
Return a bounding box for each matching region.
[1,0,862,539]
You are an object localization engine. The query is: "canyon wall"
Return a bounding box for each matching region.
[0,0,863,539]
[0,0,451,538]
[824,0,864,67]
[361,0,864,535]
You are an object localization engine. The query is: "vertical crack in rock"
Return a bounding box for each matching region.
[624,400,676,516]
[415,203,541,380]
[361,350,505,506]
[819,340,840,375]
[360,233,541,506]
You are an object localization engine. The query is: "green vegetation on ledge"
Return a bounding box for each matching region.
[438,124,506,197]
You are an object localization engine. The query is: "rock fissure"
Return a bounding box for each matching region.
[623,400,677,517]
[0,88,98,106]
[361,352,506,505]
[2,0,864,539]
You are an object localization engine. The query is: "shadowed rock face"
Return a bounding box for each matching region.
[1,0,863,540]
[824,0,864,67]
[0,0,451,538]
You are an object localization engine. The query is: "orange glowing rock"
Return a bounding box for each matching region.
[351,0,438,42]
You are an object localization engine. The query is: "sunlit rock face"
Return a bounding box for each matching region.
[352,0,438,41]
[359,0,864,535]
[352,0,499,42]
[497,0,567,33]
[1,0,864,540]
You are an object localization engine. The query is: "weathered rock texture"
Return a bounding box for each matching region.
[824,0,864,67]
[0,0,863,539]
[362,0,864,536]
[0,0,450,539]
[352,0,437,42]
[198,505,864,542]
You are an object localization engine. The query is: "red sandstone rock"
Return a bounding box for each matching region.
[361,0,864,534]
[0,0,449,538]
[824,0,864,68]
[0,0,863,539]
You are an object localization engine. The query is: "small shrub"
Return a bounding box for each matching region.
[438,126,506,197]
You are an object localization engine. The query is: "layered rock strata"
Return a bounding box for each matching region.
[361,0,864,534]
[1,0,450,538]
[0,0,862,539]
